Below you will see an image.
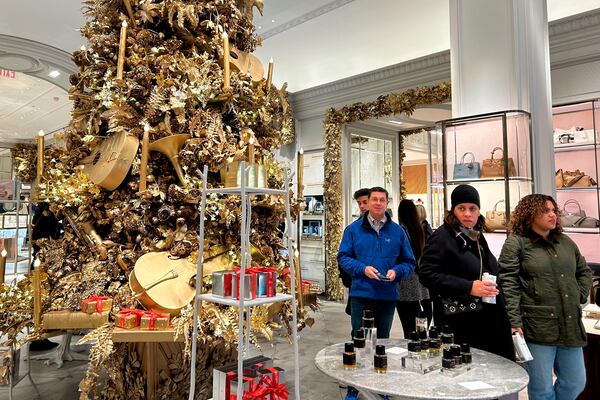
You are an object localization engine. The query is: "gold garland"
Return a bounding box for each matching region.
[323,83,451,300]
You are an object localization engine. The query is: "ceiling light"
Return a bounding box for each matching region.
[388,120,404,125]
[271,19,275,23]
[48,70,61,78]
[257,26,262,29]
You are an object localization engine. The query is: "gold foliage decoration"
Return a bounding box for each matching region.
[323,83,451,300]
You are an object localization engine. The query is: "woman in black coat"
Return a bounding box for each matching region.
[418,185,514,360]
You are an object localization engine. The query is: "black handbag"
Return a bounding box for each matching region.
[442,237,484,316]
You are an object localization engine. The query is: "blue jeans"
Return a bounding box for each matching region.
[350,297,396,339]
[526,342,586,400]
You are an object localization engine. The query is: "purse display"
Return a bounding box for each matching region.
[555,169,597,188]
[554,127,597,145]
[453,152,481,180]
[560,199,600,228]
[486,200,507,231]
[481,147,517,178]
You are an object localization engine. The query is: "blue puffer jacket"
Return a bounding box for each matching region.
[337,212,416,301]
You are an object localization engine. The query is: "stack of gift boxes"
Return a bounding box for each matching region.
[212,266,277,300]
[213,356,288,400]
[81,294,171,330]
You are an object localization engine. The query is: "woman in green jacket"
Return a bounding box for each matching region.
[498,194,592,400]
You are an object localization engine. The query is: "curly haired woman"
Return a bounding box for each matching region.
[498,194,592,400]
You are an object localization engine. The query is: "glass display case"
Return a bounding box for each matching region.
[553,100,600,263]
[430,110,534,253]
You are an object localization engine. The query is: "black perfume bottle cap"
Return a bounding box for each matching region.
[418,329,427,340]
[429,326,439,339]
[345,342,355,353]
[443,348,453,360]
[354,328,365,339]
[417,310,427,319]
[461,343,470,353]
[363,310,373,319]
[375,345,386,355]
[451,344,461,357]
[409,331,420,341]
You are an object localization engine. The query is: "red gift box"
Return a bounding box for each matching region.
[139,309,170,330]
[257,367,287,400]
[232,266,258,300]
[116,308,144,329]
[81,294,112,314]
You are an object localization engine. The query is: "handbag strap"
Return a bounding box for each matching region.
[476,238,483,280]
[490,147,503,160]
[460,152,475,164]
[563,199,582,214]
[493,200,505,212]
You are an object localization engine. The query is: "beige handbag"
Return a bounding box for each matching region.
[486,200,507,231]
[556,169,597,187]
[481,147,517,178]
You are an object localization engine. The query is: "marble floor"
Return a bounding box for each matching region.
[0,299,527,399]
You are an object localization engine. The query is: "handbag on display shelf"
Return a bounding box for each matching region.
[556,169,597,188]
[442,238,484,316]
[480,147,517,178]
[560,199,600,228]
[486,200,508,231]
[453,152,481,180]
[554,127,597,145]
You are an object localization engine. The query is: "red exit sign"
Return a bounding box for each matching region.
[0,69,16,78]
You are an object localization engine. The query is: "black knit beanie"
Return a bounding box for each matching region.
[451,184,480,209]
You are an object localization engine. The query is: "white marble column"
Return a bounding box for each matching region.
[450,0,555,195]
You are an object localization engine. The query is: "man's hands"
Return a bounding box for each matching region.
[364,266,395,281]
[470,280,499,297]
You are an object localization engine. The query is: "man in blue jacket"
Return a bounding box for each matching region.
[338,187,416,338]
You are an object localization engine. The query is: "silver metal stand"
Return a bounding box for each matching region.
[28,333,88,368]
[188,163,301,400]
[7,342,41,400]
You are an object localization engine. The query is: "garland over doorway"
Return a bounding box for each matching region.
[322,82,451,300]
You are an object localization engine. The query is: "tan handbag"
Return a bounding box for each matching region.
[558,169,598,187]
[481,147,517,178]
[486,200,507,231]
[555,169,564,188]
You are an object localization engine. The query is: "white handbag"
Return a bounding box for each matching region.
[554,127,597,145]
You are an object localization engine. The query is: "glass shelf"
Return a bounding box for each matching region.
[554,143,597,152]
[197,293,293,307]
[446,177,533,185]
[207,187,287,195]
[556,187,599,192]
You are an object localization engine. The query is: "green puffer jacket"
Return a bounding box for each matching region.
[498,233,592,347]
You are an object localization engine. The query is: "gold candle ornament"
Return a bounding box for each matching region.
[36,130,45,187]
[139,123,150,192]
[266,57,274,90]
[0,249,6,285]
[248,137,255,165]
[222,32,230,91]
[116,20,128,80]
[123,0,135,21]
[33,258,42,329]
[297,148,304,199]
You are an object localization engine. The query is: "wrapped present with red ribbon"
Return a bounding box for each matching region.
[213,356,273,400]
[81,294,113,314]
[301,280,311,295]
[231,266,258,300]
[139,309,170,330]
[116,308,144,329]
[257,367,287,400]
[213,270,234,298]
[229,370,266,400]
[254,266,277,297]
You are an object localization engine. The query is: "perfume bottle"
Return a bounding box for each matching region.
[451,344,462,366]
[373,345,387,373]
[407,331,422,359]
[442,348,455,370]
[343,342,357,370]
[418,329,430,355]
[428,326,442,356]
[362,309,374,329]
[461,343,472,364]
[441,325,454,350]
[353,328,367,367]
[362,310,377,356]
[415,310,428,334]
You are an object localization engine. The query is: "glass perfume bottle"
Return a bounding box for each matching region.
[428,326,442,356]
[407,331,422,359]
[451,344,462,366]
[461,343,472,364]
[442,347,455,370]
[362,310,377,357]
[415,310,428,334]
[353,328,367,367]
[441,325,454,350]
[373,345,387,373]
[418,329,430,355]
[343,342,357,370]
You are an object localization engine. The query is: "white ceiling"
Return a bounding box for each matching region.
[0,0,599,143]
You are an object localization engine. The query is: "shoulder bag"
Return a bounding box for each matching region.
[441,238,483,315]
[481,147,517,178]
[560,199,600,228]
[486,200,507,231]
[453,152,481,180]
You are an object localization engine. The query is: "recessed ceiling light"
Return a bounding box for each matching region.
[257,26,262,29]
[388,120,404,125]
[48,70,61,78]
[271,19,275,23]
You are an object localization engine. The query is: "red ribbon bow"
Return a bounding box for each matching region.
[142,309,168,330]
[118,308,144,328]
[83,294,110,313]
[260,369,288,400]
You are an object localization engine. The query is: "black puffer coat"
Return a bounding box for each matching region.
[418,223,514,360]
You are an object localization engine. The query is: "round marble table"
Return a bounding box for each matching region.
[315,339,529,400]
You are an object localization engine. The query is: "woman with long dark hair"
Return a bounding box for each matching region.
[498,194,592,399]
[418,185,514,360]
[396,199,432,336]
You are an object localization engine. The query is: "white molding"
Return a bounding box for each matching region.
[0,35,76,91]
[261,0,356,39]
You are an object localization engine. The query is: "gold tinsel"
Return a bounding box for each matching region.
[323,83,451,300]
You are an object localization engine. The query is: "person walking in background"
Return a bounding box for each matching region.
[340,188,371,316]
[338,187,416,338]
[498,194,592,400]
[418,185,514,359]
[415,203,434,241]
[396,199,432,336]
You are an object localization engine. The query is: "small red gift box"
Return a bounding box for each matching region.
[231,266,258,300]
[81,295,113,314]
[257,367,287,400]
[116,308,144,329]
[139,310,170,330]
